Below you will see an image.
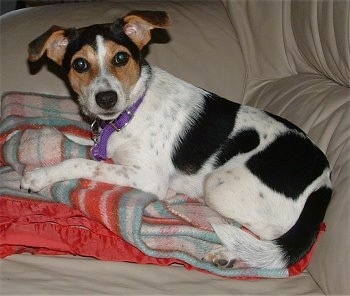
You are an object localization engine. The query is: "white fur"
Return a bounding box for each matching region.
[209,224,286,269]
[96,35,107,73]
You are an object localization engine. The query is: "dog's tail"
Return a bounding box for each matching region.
[212,186,332,269]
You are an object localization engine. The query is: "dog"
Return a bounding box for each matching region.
[22,10,332,269]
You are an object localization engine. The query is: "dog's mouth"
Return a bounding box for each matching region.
[80,104,120,121]
[96,111,120,121]
[81,101,122,121]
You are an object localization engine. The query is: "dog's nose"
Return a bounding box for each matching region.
[95,91,118,109]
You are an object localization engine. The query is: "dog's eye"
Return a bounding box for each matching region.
[113,52,129,66]
[72,58,90,73]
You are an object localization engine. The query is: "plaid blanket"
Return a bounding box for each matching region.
[0,92,320,278]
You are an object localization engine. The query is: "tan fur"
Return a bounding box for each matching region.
[104,41,140,92]
[28,26,68,65]
[68,45,99,95]
[68,42,140,98]
[28,11,170,64]
[124,11,171,49]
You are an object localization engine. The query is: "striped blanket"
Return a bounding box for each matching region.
[0,92,320,278]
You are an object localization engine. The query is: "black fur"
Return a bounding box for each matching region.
[172,93,240,174]
[214,129,260,168]
[246,132,330,199]
[275,186,331,266]
[62,21,140,72]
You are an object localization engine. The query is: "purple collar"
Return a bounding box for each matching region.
[90,92,146,161]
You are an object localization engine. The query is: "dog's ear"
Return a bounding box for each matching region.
[122,11,171,49]
[28,25,73,65]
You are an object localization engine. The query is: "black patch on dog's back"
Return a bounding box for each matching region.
[214,129,260,168]
[172,93,240,174]
[246,132,329,199]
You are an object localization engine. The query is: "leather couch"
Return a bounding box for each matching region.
[1,0,349,294]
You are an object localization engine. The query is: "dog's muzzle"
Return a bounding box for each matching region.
[95,91,118,109]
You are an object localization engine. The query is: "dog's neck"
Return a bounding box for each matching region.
[90,90,147,161]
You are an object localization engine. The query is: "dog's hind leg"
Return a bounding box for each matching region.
[203,166,298,268]
[203,164,331,269]
[204,166,297,240]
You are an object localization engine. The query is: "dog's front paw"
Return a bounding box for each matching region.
[20,168,53,192]
[204,247,244,269]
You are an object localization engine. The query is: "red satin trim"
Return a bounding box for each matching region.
[0,196,188,268]
[288,223,326,276]
[0,196,324,278]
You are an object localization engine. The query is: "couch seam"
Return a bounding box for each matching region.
[220,0,249,102]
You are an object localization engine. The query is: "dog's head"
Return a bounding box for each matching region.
[28,11,170,120]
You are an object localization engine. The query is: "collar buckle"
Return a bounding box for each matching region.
[90,119,100,144]
[109,109,133,132]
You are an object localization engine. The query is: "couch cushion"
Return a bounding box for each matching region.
[223,0,316,82]
[291,0,350,87]
[1,253,325,295]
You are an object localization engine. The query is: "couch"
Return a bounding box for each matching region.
[0,0,349,294]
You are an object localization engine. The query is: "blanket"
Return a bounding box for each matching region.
[0,92,323,278]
